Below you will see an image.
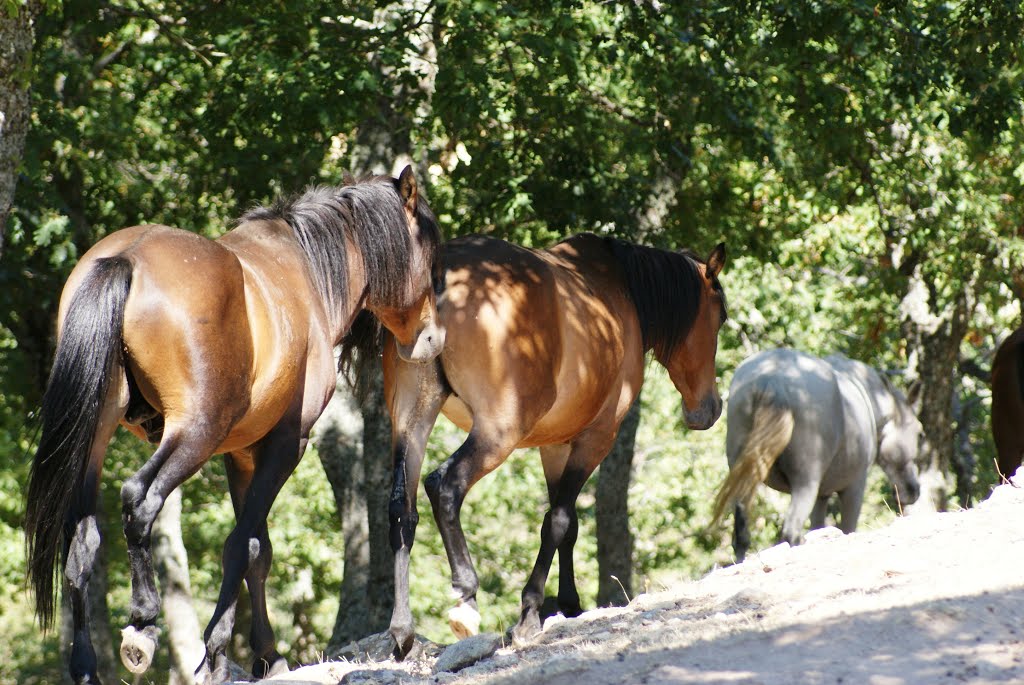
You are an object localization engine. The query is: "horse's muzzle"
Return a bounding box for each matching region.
[396,322,446,363]
[684,393,722,430]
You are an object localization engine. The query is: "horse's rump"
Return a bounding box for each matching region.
[711,391,795,527]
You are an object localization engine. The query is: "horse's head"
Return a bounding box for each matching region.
[657,243,727,430]
[877,402,922,507]
[372,166,445,363]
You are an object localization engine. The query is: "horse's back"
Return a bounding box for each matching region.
[992,328,1024,478]
[437,234,642,446]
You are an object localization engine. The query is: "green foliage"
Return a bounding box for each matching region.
[1,0,1022,680]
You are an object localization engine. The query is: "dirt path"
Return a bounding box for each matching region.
[252,478,1024,685]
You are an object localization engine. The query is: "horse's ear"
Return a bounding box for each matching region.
[706,242,726,279]
[398,165,418,213]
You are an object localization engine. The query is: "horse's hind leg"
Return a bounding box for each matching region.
[779,481,819,547]
[513,436,608,646]
[119,425,223,675]
[512,465,596,645]
[732,504,750,563]
[224,453,288,679]
[540,444,583,618]
[424,429,516,641]
[67,389,125,685]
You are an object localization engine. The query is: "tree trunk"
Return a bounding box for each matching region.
[360,367,395,631]
[595,394,641,607]
[0,0,39,260]
[152,487,204,685]
[900,272,971,513]
[319,367,395,650]
[318,0,436,648]
[318,383,374,649]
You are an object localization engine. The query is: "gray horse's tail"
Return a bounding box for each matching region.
[710,399,795,528]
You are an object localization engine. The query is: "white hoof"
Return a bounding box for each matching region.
[119,625,157,674]
[448,602,481,639]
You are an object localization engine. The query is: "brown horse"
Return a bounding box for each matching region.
[25,168,443,685]
[991,326,1024,480]
[354,232,727,656]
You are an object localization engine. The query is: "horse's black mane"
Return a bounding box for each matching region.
[240,175,440,332]
[604,237,726,360]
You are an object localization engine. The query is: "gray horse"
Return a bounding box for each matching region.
[712,348,921,562]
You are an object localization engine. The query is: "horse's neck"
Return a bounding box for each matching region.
[325,243,371,345]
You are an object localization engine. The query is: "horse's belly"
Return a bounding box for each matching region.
[441,396,474,434]
[439,396,592,448]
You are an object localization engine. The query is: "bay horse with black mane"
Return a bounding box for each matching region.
[346,232,726,656]
[991,326,1024,481]
[25,167,443,685]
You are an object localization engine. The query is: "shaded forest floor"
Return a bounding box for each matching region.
[238,476,1024,685]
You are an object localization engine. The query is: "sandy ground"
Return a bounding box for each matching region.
[246,477,1024,685]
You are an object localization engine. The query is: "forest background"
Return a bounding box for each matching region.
[1,1,1023,683]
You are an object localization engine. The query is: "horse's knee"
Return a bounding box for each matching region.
[546,506,574,544]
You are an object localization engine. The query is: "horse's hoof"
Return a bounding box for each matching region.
[448,602,481,639]
[390,626,416,661]
[510,612,542,649]
[119,625,158,674]
[193,660,212,685]
[253,653,289,679]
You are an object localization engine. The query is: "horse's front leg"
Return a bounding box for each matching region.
[384,352,448,659]
[120,424,221,677]
[837,472,869,534]
[424,429,516,641]
[224,453,288,679]
[195,422,306,685]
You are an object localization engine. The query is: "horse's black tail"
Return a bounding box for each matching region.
[25,256,132,628]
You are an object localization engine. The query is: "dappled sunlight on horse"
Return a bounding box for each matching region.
[355,232,727,657]
[711,348,922,563]
[24,167,442,685]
